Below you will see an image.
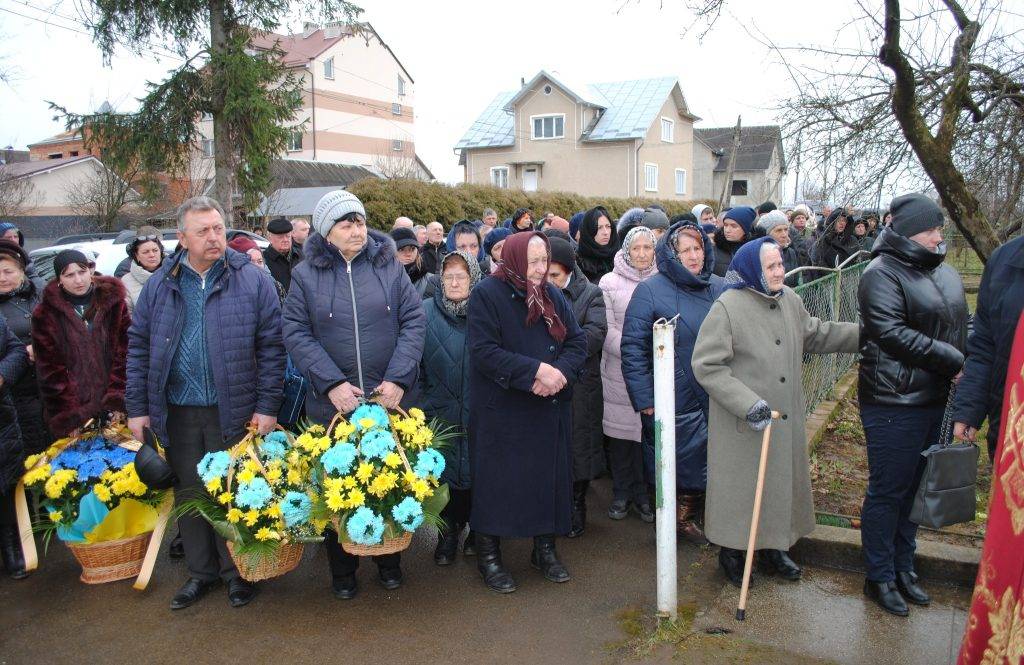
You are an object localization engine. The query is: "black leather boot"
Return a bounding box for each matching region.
[677,493,709,545]
[719,547,748,588]
[531,534,571,583]
[0,525,27,580]
[568,481,588,538]
[757,549,802,581]
[864,579,909,616]
[434,520,461,566]
[896,571,931,606]
[476,533,516,593]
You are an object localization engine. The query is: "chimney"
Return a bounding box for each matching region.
[302,22,319,38]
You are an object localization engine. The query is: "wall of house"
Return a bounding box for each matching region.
[635,96,695,201]
[691,141,718,201]
[14,160,117,215]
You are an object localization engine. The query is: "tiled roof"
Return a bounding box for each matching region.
[3,155,93,178]
[27,129,81,149]
[695,126,786,173]
[250,28,347,67]
[456,75,685,150]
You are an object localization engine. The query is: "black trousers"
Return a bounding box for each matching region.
[441,487,472,526]
[607,436,646,503]
[165,405,239,583]
[0,490,15,527]
[324,528,400,578]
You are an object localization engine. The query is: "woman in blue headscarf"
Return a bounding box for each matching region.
[691,238,859,588]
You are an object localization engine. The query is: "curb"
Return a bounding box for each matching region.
[804,367,859,451]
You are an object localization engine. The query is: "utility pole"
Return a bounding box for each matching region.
[793,132,801,203]
[718,116,742,212]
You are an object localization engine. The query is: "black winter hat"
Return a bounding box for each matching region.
[267,217,293,235]
[889,193,944,238]
[547,236,575,273]
[390,227,419,251]
[53,249,93,277]
[0,239,28,270]
[757,201,778,215]
[641,208,670,231]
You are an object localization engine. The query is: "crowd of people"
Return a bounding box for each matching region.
[0,188,1018,623]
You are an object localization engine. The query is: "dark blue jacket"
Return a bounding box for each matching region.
[953,235,1024,456]
[467,276,587,537]
[126,249,285,446]
[418,292,471,489]
[282,230,425,423]
[621,222,724,490]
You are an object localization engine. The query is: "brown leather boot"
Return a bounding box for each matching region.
[677,493,709,545]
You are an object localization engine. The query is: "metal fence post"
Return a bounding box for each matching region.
[653,317,678,621]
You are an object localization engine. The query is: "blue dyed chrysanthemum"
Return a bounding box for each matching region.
[52,449,86,471]
[391,496,424,532]
[321,442,358,475]
[76,457,110,480]
[351,403,390,431]
[280,491,311,528]
[360,430,396,460]
[412,448,446,479]
[197,451,231,483]
[260,431,289,460]
[101,447,135,469]
[346,507,385,545]
[235,478,273,509]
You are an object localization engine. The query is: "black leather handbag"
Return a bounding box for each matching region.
[909,386,979,528]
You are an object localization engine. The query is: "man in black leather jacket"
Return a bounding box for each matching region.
[857,193,968,618]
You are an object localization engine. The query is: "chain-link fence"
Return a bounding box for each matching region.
[790,258,869,414]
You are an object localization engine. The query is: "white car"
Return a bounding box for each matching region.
[29,229,269,281]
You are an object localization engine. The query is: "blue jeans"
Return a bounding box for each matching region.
[859,403,945,582]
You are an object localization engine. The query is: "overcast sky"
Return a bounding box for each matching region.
[1,0,875,194]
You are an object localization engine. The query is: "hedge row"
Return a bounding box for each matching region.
[346,178,716,230]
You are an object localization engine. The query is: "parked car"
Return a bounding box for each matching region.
[29,229,268,281]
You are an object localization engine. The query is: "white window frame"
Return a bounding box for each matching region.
[286,130,303,152]
[530,114,565,140]
[674,168,687,195]
[490,166,509,189]
[392,102,402,116]
[392,139,403,151]
[201,139,214,158]
[323,57,335,80]
[661,117,674,143]
[397,75,406,96]
[644,163,659,192]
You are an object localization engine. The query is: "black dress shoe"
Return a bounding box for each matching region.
[636,502,655,524]
[168,533,184,560]
[719,547,748,588]
[896,571,931,606]
[864,579,909,616]
[530,535,571,583]
[332,575,358,600]
[228,577,258,607]
[462,530,476,557]
[757,549,802,581]
[170,577,220,610]
[608,499,629,520]
[476,533,516,593]
[378,566,403,590]
[0,525,29,580]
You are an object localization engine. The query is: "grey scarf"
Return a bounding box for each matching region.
[439,250,482,318]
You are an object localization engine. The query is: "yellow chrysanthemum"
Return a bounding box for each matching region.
[323,476,342,493]
[341,475,357,489]
[346,487,365,508]
[226,508,244,523]
[23,464,51,486]
[313,436,331,454]
[383,452,402,469]
[243,509,260,527]
[265,467,282,484]
[325,491,345,511]
[44,469,77,499]
[217,491,234,505]
[358,417,376,430]
[264,503,282,518]
[410,478,433,501]
[368,471,398,498]
[287,468,303,485]
[355,462,375,483]
[307,424,325,435]
[93,483,112,503]
[23,454,42,470]
[242,459,261,474]
[205,477,222,493]
[408,407,426,422]
[254,527,280,541]
[48,510,63,522]
[236,469,256,484]
[333,421,355,440]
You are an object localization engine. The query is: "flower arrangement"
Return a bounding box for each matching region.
[182,428,326,580]
[316,403,452,554]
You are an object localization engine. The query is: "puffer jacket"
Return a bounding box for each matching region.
[858,227,968,407]
[283,230,425,423]
[419,291,471,489]
[126,249,285,445]
[560,264,608,481]
[621,221,725,490]
[598,251,657,442]
[0,315,26,492]
[0,276,49,453]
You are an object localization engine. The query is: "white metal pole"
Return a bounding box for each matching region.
[653,317,678,621]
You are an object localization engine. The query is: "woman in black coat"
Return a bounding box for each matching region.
[0,308,29,579]
[711,206,756,277]
[467,231,587,594]
[576,206,619,283]
[857,194,968,617]
[812,208,862,278]
[546,237,607,538]
[419,251,482,565]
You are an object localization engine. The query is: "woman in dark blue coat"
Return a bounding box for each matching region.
[467,231,588,594]
[419,250,482,565]
[621,220,724,545]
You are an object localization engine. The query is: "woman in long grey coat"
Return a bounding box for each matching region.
[692,237,859,587]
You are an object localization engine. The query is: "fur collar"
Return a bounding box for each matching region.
[40,274,126,321]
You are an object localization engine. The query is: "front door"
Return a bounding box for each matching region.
[523,168,538,192]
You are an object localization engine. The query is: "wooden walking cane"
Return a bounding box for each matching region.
[736,410,780,621]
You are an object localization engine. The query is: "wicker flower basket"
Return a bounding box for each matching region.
[333,518,413,556]
[67,531,152,584]
[226,541,305,582]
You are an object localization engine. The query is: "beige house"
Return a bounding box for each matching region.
[693,126,787,206]
[456,72,699,199]
[196,22,433,181]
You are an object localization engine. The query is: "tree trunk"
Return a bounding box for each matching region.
[718,116,741,212]
[209,0,236,225]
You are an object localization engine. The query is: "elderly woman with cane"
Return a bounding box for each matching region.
[692,237,859,588]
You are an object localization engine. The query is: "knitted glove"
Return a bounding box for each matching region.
[746,400,772,431]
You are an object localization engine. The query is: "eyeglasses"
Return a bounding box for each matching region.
[134,235,161,243]
[442,273,470,284]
